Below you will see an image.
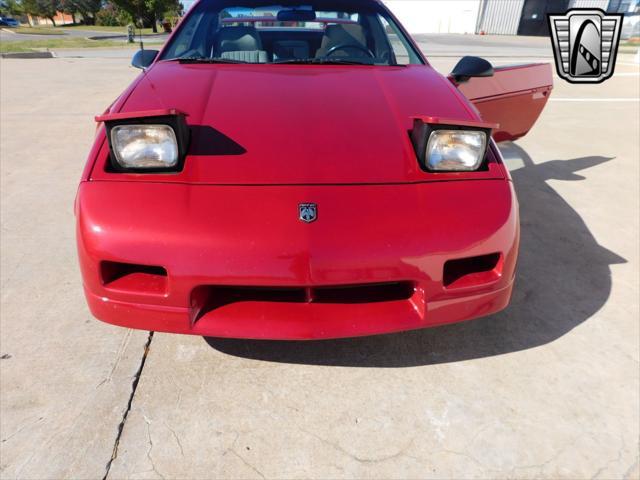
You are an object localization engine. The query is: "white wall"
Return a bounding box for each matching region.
[383,0,482,34]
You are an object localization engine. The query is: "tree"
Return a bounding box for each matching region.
[111,0,179,32]
[109,0,149,29]
[21,0,61,25]
[95,0,131,25]
[151,0,180,30]
[0,0,24,16]
[59,0,101,25]
[59,0,77,23]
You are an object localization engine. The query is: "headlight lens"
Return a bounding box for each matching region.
[111,124,178,169]
[426,130,487,171]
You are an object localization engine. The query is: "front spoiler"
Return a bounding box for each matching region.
[77,180,519,339]
[84,282,513,340]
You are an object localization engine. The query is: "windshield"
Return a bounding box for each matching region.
[160,0,423,65]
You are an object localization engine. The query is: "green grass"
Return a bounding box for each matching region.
[0,38,133,53]
[6,24,159,35]
[60,25,158,35]
[11,26,68,35]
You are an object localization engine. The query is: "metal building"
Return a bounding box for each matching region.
[476,0,525,35]
[476,0,610,35]
[570,0,610,7]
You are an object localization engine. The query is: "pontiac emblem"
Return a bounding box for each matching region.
[299,203,317,223]
[548,9,623,84]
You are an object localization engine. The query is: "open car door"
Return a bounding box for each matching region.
[455,63,553,142]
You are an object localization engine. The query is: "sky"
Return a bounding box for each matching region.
[182,0,196,13]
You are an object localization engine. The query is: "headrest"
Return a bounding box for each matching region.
[216,26,263,54]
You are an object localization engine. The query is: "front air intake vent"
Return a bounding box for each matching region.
[191,282,415,321]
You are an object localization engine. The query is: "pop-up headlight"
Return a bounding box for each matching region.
[411,116,498,172]
[96,109,189,172]
[111,124,178,169]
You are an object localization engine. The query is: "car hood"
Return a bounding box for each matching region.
[119,62,476,184]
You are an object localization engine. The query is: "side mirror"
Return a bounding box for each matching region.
[132,49,159,70]
[450,56,494,84]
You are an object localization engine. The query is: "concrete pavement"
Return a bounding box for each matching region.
[0,46,639,479]
[0,57,149,479]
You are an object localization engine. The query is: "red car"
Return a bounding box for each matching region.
[76,0,553,340]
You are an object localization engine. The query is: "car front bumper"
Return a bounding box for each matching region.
[76,179,519,340]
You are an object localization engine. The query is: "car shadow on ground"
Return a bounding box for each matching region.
[203,144,625,367]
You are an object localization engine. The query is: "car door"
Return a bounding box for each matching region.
[455,63,553,142]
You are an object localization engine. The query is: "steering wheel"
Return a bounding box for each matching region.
[324,43,375,59]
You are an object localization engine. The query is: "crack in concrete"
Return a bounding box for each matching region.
[1,416,44,444]
[163,421,185,457]
[623,454,640,480]
[591,433,626,480]
[102,330,154,480]
[298,424,416,465]
[145,417,166,479]
[228,449,266,479]
[96,329,134,389]
[227,433,266,479]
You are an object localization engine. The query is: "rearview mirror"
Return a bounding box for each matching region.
[132,49,159,70]
[450,56,494,84]
[277,9,316,22]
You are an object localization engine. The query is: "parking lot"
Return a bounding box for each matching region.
[1,37,639,479]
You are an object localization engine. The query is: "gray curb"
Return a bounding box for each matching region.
[0,51,54,58]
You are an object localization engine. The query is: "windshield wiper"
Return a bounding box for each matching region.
[273,58,372,66]
[175,56,373,66]
[177,56,250,64]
